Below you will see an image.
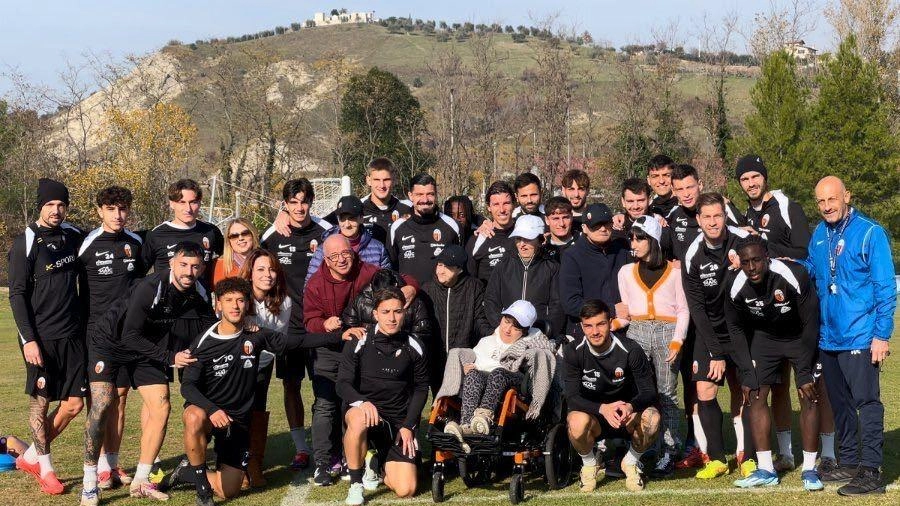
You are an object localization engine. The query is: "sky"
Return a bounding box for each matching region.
[0,0,834,99]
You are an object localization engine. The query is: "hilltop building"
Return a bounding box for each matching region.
[313,11,377,26]
[784,40,818,65]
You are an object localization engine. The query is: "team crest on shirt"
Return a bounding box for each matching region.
[395,349,402,357]
[760,214,770,228]
[310,239,318,254]
[432,229,442,242]
[202,237,211,250]
[243,340,253,355]
[727,249,739,267]
[36,376,46,389]
[613,367,625,382]
[835,239,845,256]
[774,289,785,302]
[692,361,699,374]
[123,244,132,258]
[95,361,105,374]
[391,210,400,222]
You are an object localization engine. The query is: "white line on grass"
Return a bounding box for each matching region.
[280,469,313,506]
[301,483,899,505]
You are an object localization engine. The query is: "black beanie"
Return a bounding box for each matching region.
[735,155,768,180]
[36,178,70,210]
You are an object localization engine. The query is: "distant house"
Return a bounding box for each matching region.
[784,40,818,65]
[312,11,377,27]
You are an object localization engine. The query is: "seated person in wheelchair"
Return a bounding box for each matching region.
[437,300,554,440]
[562,299,661,493]
[338,287,430,506]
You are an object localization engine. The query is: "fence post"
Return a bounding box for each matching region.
[340,175,352,196]
[235,191,241,218]
[209,175,217,219]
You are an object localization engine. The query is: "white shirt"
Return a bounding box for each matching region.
[251,296,292,368]
[472,331,514,372]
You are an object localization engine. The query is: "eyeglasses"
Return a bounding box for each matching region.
[325,250,354,263]
[228,230,252,240]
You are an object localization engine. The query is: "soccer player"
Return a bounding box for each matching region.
[338,287,430,505]
[682,193,754,479]
[388,173,460,285]
[466,181,516,284]
[726,236,822,491]
[142,179,224,279]
[9,178,85,495]
[172,277,346,506]
[542,196,579,262]
[82,242,215,502]
[361,157,401,245]
[444,195,479,245]
[511,172,545,218]
[563,299,661,493]
[260,178,330,469]
[77,186,144,497]
[611,178,655,244]
[560,169,590,224]
[647,154,678,216]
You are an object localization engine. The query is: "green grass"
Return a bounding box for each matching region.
[0,297,897,505]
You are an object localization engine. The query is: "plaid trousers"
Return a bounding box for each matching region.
[626,320,682,452]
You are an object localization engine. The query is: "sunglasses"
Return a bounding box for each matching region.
[228,230,252,240]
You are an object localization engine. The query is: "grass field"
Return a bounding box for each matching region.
[0,297,896,506]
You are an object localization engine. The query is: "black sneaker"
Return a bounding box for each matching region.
[821,462,858,483]
[313,465,333,486]
[195,491,216,506]
[838,466,885,496]
[158,458,190,492]
[650,452,675,478]
[816,457,837,476]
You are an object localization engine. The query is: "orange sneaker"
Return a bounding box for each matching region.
[676,447,708,470]
[39,471,65,495]
[15,456,40,479]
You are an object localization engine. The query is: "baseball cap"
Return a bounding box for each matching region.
[631,215,662,244]
[434,244,467,269]
[509,214,545,240]
[583,203,613,227]
[501,300,537,329]
[335,195,363,217]
[735,154,768,180]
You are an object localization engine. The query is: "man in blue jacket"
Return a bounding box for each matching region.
[803,176,894,496]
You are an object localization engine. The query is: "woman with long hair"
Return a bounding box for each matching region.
[615,215,689,478]
[212,218,259,288]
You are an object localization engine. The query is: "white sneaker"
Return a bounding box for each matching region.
[80,488,100,506]
[362,451,381,491]
[470,408,494,435]
[345,482,366,505]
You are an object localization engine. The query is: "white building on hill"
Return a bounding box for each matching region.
[784,40,818,65]
[313,11,376,26]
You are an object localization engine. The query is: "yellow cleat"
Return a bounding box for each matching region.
[695,459,730,479]
[740,458,758,478]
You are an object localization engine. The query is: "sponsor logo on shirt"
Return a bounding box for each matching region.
[243,359,253,368]
[166,244,177,250]
[98,266,114,276]
[95,250,111,258]
[402,235,415,243]
[96,259,113,267]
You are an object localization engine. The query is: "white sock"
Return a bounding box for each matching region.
[97,453,111,474]
[23,443,38,464]
[579,450,597,467]
[776,430,793,459]
[622,446,643,466]
[290,427,310,451]
[820,432,835,460]
[83,464,98,489]
[802,451,817,471]
[692,414,708,454]
[733,417,744,454]
[134,462,153,482]
[756,450,774,472]
[38,454,54,477]
[106,452,119,470]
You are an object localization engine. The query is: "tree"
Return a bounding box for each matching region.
[340,67,431,190]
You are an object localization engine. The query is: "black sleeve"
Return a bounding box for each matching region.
[465,235,479,279]
[661,226,675,261]
[769,202,811,260]
[387,224,400,268]
[120,283,176,365]
[8,236,37,344]
[724,296,756,389]
[267,329,340,354]
[180,359,218,416]
[473,284,491,344]
[140,232,156,275]
[403,345,431,430]
[342,296,365,329]
[409,301,433,347]
[547,265,566,337]
[797,271,820,381]
[336,339,365,405]
[483,267,502,328]
[726,202,747,227]
[562,347,600,415]
[627,347,658,412]
[212,226,225,257]
[682,265,726,359]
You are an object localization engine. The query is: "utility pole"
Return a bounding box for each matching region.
[449,88,455,174]
[492,140,497,180]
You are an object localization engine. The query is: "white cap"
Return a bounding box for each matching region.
[631,215,662,244]
[509,214,545,240]
[501,300,537,328]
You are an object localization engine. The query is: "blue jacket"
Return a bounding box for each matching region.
[559,235,629,333]
[305,226,391,284]
[803,209,896,351]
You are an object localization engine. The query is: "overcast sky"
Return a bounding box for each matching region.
[0,0,833,98]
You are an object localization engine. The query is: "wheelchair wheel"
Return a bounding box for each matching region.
[432,471,445,503]
[459,455,493,487]
[509,473,525,504]
[545,422,575,489]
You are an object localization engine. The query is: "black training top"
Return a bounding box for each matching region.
[389,212,460,286]
[744,191,811,260]
[77,227,145,326]
[664,202,745,262]
[142,220,224,275]
[361,194,400,246]
[8,222,83,344]
[466,226,514,284]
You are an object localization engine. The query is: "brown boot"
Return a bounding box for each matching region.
[247,410,270,488]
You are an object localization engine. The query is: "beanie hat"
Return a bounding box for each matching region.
[36,178,70,210]
[735,155,768,180]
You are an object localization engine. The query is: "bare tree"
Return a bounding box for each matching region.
[747,0,819,61]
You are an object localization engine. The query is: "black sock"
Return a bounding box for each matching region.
[685,415,696,448]
[192,464,211,496]
[698,399,725,462]
[349,467,364,484]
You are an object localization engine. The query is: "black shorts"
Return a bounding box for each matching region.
[87,345,168,388]
[275,349,308,381]
[367,421,419,465]
[750,335,815,388]
[691,335,736,386]
[211,422,250,471]
[23,338,87,401]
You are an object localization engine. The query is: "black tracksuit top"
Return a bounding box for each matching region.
[389,212,460,286]
[361,194,400,246]
[142,220,224,274]
[744,190,811,260]
[77,227,145,326]
[664,202,745,262]
[466,226,514,284]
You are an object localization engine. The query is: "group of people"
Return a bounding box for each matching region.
[6,153,894,506]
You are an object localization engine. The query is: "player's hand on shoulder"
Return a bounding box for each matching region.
[342,327,366,341]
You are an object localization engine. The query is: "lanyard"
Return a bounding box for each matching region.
[825,208,852,286]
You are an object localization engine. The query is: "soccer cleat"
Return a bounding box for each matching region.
[15,455,41,479]
[739,458,758,478]
[362,451,381,491]
[80,487,101,506]
[675,447,707,470]
[820,462,857,483]
[39,471,65,495]
[695,459,729,479]
[650,451,675,478]
[578,464,604,492]
[802,470,825,491]
[345,482,366,505]
[129,480,170,501]
[148,468,166,485]
[621,461,645,492]
[774,455,795,472]
[97,470,116,490]
[114,466,133,485]
[837,466,885,496]
[158,458,190,492]
[313,465,333,486]
[291,450,310,470]
[734,468,779,488]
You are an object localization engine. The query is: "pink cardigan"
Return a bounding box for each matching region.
[615,261,689,347]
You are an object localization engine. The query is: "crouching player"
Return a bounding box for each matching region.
[726,236,822,490]
[563,299,661,493]
[169,277,343,505]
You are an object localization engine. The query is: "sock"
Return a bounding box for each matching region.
[692,413,708,454]
[98,454,111,474]
[23,444,38,464]
[622,446,643,467]
[290,427,310,452]
[698,399,724,462]
[776,430,793,459]
[802,451,817,471]
[578,450,597,467]
[192,464,211,496]
[38,454,54,477]
[106,452,119,470]
[83,464,98,489]
[757,450,774,472]
[685,415,696,448]
[820,432,835,460]
[733,417,744,454]
[349,467,364,484]
[134,462,153,482]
